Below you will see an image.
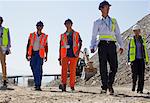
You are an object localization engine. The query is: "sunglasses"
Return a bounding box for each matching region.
[36,25,43,27]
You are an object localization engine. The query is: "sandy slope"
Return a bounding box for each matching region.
[0,86,149,103]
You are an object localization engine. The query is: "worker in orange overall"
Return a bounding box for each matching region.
[26,21,48,91]
[58,19,82,92]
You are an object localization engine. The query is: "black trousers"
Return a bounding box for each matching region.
[131,59,145,91]
[98,41,118,90]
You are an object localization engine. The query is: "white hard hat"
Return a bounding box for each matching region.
[84,48,87,51]
[132,25,141,31]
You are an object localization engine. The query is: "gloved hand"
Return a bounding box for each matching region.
[119,48,124,55]
[91,49,95,53]
[5,50,10,55]
[58,58,61,65]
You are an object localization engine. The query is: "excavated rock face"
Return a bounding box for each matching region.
[90,14,150,86]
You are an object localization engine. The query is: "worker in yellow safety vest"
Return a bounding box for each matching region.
[0,16,11,88]
[128,24,149,93]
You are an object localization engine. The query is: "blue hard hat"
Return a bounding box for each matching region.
[64,19,73,25]
[36,21,44,26]
[99,1,111,10]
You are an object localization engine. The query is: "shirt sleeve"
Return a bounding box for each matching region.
[78,34,82,44]
[114,20,124,48]
[26,39,30,56]
[44,35,48,53]
[128,40,131,62]
[90,21,98,49]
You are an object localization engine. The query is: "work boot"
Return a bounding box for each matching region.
[0,80,7,90]
[137,91,143,94]
[59,84,66,92]
[132,83,136,92]
[109,87,114,95]
[100,90,107,94]
[137,90,143,94]
[35,86,42,91]
[132,85,136,92]
[71,87,75,91]
[100,89,107,94]
[71,87,75,92]
[100,86,107,94]
[3,80,7,87]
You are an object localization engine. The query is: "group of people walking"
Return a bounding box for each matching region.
[0,1,149,95]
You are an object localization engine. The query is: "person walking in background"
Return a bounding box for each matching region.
[80,48,90,80]
[128,25,149,93]
[90,1,124,95]
[83,48,90,64]
[0,16,11,88]
[58,19,82,92]
[26,21,48,91]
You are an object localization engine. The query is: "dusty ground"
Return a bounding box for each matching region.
[0,86,149,103]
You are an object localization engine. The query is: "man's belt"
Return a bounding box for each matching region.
[99,40,116,44]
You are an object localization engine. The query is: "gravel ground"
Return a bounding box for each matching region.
[0,86,149,103]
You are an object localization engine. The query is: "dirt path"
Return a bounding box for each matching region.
[0,86,149,103]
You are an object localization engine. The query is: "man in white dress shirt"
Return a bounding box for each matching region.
[90,1,124,95]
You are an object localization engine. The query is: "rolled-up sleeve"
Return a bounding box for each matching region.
[114,20,124,48]
[90,21,98,49]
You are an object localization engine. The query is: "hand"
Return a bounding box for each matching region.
[26,54,28,60]
[44,56,48,62]
[75,50,80,57]
[119,48,124,54]
[58,58,61,65]
[91,49,95,53]
[26,54,31,61]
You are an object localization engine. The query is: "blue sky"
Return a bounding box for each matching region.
[0,0,150,75]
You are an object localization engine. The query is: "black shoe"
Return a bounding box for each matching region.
[132,84,136,92]
[101,86,107,94]
[71,87,76,93]
[0,85,7,90]
[35,86,42,91]
[100,89,107,94]
[3,80,7,87]
[137,90,143,94]
[59,84,66,92]
[109,87,114,95]
[132,87,135,92]
[71,87,75,90]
